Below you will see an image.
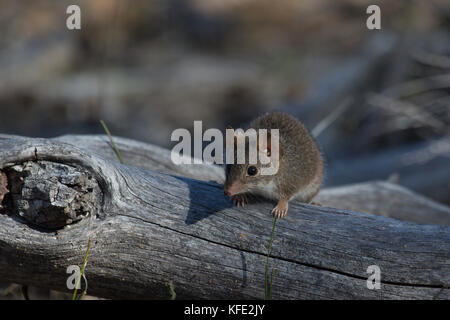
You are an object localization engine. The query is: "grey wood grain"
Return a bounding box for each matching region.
[49,134,450,226]
[0,135,448,299]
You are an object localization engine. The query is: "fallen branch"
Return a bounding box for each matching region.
[0,135,448,299]
[51,134,450,226]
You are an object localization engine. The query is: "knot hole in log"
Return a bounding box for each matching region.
[0,160,102,230]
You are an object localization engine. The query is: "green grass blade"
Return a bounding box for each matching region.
[169,281,176,300]
[72,238,91,300]
[100,120,124,164]
[264,216,278,299]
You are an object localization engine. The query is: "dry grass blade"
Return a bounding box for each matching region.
[100,120,125,164]
[367,93,449,135]
[382,73,450,99]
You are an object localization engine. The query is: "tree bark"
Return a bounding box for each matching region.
[0,134,448,299]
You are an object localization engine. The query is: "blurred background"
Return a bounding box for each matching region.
[0,0,450,300]
[0,1,449,204]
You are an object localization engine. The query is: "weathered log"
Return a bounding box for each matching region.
[315,181,450,226]
[324,138,450,204]
[0,135,449,299]
[50,134,450,226]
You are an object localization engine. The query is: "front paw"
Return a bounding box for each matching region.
[231,194,248,207]
[272,200,288,218]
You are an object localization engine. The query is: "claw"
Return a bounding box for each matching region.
[272,199,288,218]
[232,194,248,207]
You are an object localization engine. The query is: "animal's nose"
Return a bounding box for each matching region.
[224,190,231,196]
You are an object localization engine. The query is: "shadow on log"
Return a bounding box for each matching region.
[0,134,449,299]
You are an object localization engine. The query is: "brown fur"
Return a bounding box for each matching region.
[224,112,324,216]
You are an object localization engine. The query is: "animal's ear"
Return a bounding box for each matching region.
[233,128,245,146]
[225,125,233,146]
[258,131,271,156]
[266,131,271,157]
[225,125,241,147]
[259,130,283,158]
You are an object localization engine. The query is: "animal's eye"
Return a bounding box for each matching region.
[247,166,258,176]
